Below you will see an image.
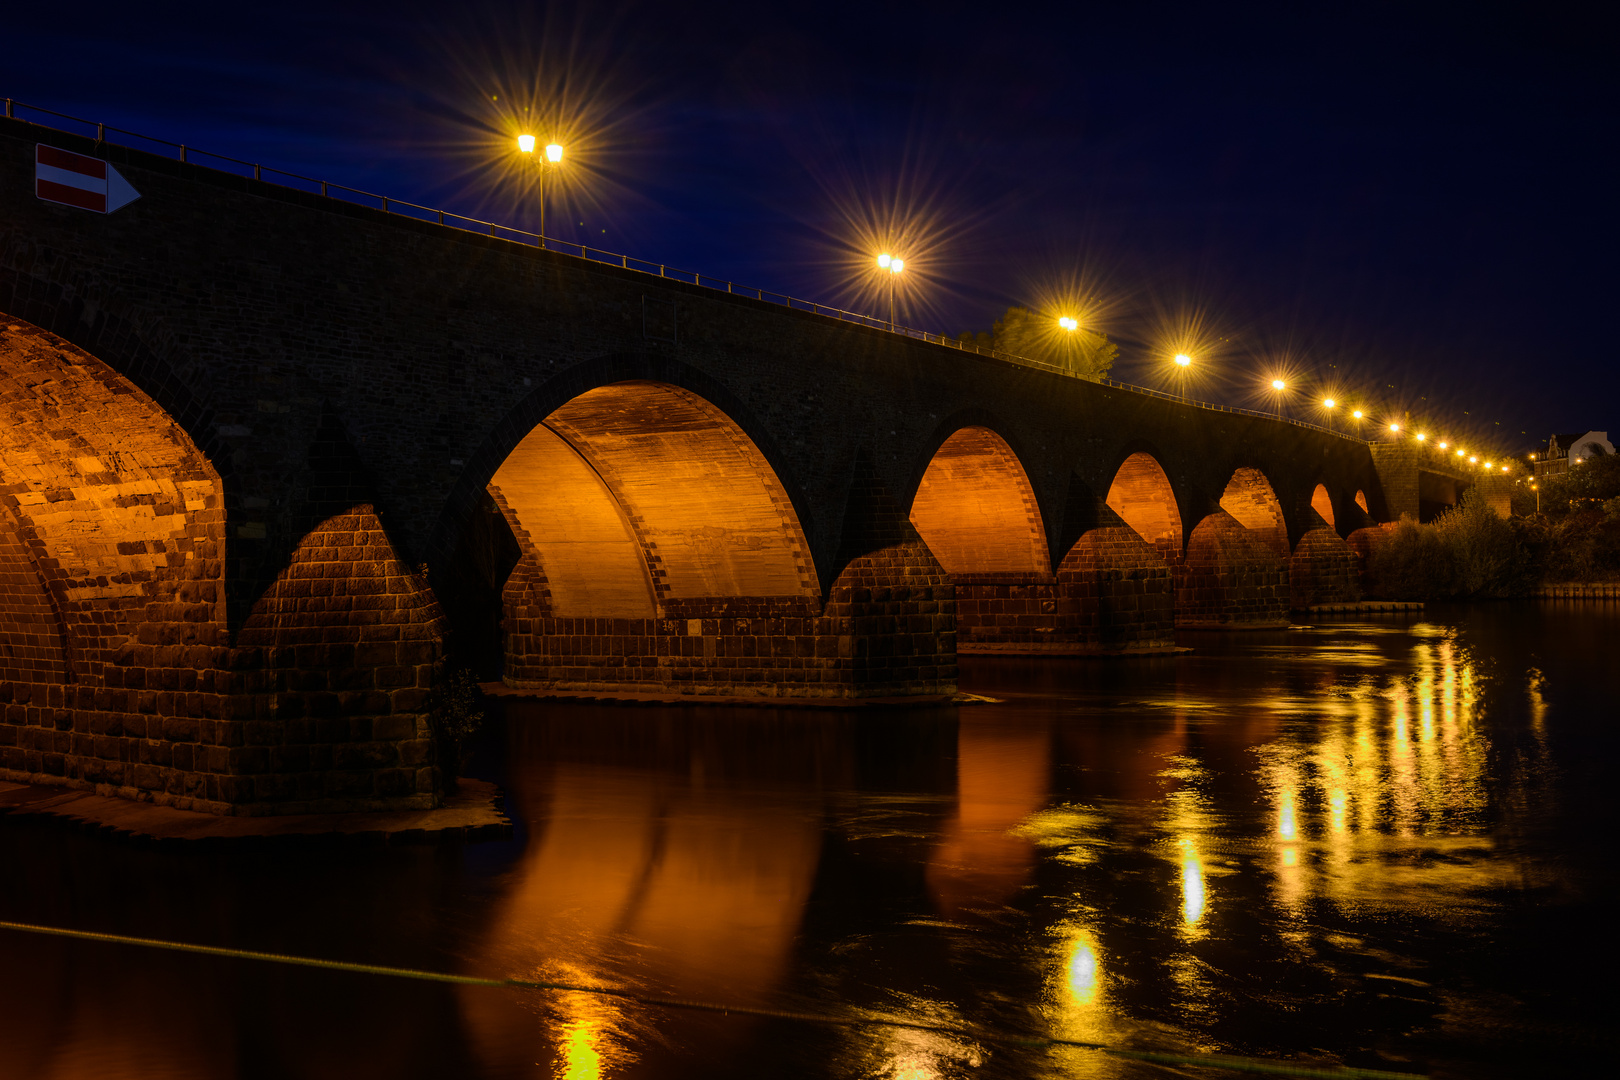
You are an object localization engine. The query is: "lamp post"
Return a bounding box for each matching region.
[1322,397,1335,432]
[518,136,564,248]
[877,253,904,329]
[1172,353,1192,402]
[1270,378,1286,419]
[1058,316,1079,376]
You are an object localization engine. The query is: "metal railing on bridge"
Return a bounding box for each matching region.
[5,97,1365,444]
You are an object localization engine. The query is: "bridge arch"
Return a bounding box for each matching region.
[908,425,1048,576]
[1290,480,1363,610]
[432,352,817,586]
[0,315,226,794]
[1310,483,1336,530]
[491,380,817,619]
[1104,450,1184,563]
[482,378,946,696]
[908,424,1054,654]
[1218,467,1290,558]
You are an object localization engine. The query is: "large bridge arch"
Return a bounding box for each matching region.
[483,377,947,697]
[0,315,227,797]
[1103,449,1186,564]
[0,313,447,815]
[908,423,1053,654]
[1218,467,1290,559]
[908,425,1049,577]
[432,352,820,584]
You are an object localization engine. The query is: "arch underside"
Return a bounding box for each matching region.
[1219,467,1290,558]
[1106,453,1183,563]
[909,427,1048,577]
[909,427,1068,652]
[0,315,226,800]
[1311,484,1336,530]
[491,381,950,697]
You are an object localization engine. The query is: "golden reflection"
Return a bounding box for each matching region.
[457,748,823,1079]
[1045,920,1124,1063]
[1067,930,1100,1005]
[927,715,1050,917]
[556,992,613,1080]
[1528,667,1549,737]
[1256,628,1513,917]
[1180,837,1206,925]
[864,1001,983,1079]
[1160,756,1214,936]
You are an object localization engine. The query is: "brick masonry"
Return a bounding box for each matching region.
[1176,512,1290,627]
[0,320,439,815]
[1290,526,1362,609]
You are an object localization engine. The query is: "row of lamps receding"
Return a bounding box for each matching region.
[514,138,1510,474]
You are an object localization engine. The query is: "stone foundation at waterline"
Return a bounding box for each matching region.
[502,541,955,698]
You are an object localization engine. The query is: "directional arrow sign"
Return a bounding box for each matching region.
[35,144,141,214]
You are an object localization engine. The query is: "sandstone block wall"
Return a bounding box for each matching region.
[1290,526,1362,609]
[502,548,954,698]
[1060,527,1177,648]
[1,319,442,815]
[231,507,441,812]
[1176,513,1290,626]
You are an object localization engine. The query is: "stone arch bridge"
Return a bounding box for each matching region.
[0,117,1495,814]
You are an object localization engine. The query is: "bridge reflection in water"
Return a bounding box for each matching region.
[0,610,1591,1078]
[442,615,1555,1079]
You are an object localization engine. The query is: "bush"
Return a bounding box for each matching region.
[1516,502,1620,582]
[429,665,485,794]
[1433,489,1538,597]
[1368,489,1536,599]
[1369,518,1458,600]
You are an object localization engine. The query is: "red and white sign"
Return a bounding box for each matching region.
[35,144,141,214]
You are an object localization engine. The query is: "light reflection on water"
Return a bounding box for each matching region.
[0,606,1609,1079]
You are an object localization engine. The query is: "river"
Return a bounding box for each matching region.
[1,601,1613,1079]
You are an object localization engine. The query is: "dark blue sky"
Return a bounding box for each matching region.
[7,1,1615,454]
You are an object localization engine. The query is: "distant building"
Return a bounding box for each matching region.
[1533,431,1614,479]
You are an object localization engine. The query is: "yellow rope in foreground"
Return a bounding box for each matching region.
[0,919,1426,1080]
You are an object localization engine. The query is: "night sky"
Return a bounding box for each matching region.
[7,1,1615,455]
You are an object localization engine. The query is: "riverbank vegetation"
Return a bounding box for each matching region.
[1368,456,1620,599]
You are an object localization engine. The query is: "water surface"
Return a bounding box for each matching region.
[2,602,1614,1078]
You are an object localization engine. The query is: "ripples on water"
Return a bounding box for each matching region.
[1,602,1614,1078]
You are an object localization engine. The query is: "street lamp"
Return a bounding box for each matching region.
[519,135,564,248]
[1322,397,1335,432]
[1268,378,1286,419]
[1059,316,1079,332]
[877,253,904,329]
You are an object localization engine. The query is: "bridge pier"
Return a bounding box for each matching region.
[1175,512,1290,628]
[1290,527,1362,608]
[1059,528,1177,649]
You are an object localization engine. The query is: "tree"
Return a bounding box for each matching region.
[1542,453,1620,509]
[959,306,1117,380]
